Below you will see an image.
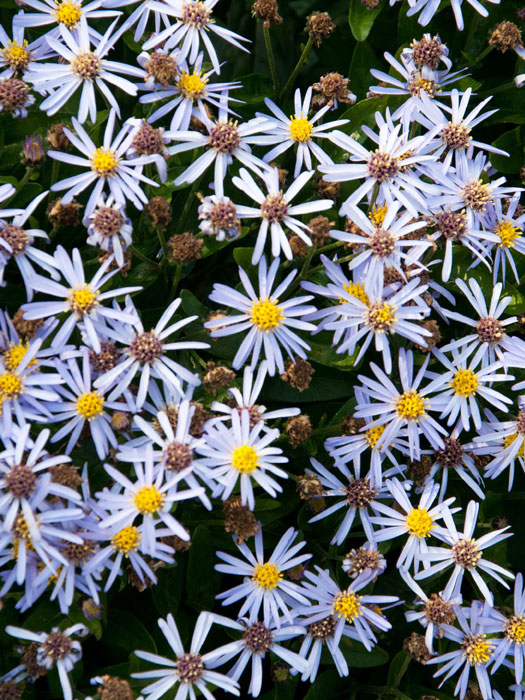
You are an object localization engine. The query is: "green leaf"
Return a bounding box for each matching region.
[186,524,223,611]
[348,0,382,42]
[387,650,411,687]
[302,671,346,699]
[340,637,389,667]
[490,126,525,174]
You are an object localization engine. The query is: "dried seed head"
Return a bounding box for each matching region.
[296,473,324,499]
[12,309,43,339]
[307,215,334,246]
[406,455,433,487]
[414,320,441,352]
[316,176,339,201]
[0,78,31,113]
[145,51,178,87]
[281,358,315,392]
[0,680,23,700]
[0,225,29,256]
[97,675,134,700]
[289,235,308,257]
[89,342,120,373]
[313,72,354,106]
[435,437,464,469]
[410,35,445,69]
[50,464,83,491]
[489,21,523,52]
[146,196,171,231]
[168,232,203,262]
[305,11,335,47]
[251,0,282,27]
[47,123,70,151]
[340,415,365,436]
[223,496,259,544]
[62,539,96,566]
[21,643,47,680]
[131,123,165,155]
[403,631,431,663]
[286,414,312,448]
[47,198,82,227]
[203,362,236,395]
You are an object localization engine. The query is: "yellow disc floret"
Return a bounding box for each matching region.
[462,634,494,666]
[365,425,385,449]
[369,203,388,227]
[252,562,282,589]
[55,0,82,27]
[177,70,207,98]
[341,281,369,305]
[232,445,258,473]
[134,485,165,514]
[505,616,525,645]
[451,369,479,397]
[76,391,104,420]
[1,41,31,72]
[0,372,23,398]
[4,342,35,371]
[251,298,283,331]
[68,285,98,315]
[503,433,525,457]
[91,147,119,176]
[112,525,141,555]
[494,220,521,248]
[289,115,313,143]
[333,590,362,622]
[406,507,435,538]
[396,391,427,421]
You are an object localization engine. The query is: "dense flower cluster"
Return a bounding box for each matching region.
[0,1,523,700]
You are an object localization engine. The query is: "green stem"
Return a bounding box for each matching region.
[130,245,159,266]
[280,37,313,102]
[156,224,169,264]
[263,25,280,95]
[169,262,183,302]
[460,11,481,67]
[367,182,379,213]
[470,44,493,67]
[176,177,203,234]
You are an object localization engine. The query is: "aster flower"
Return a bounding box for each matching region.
[482,195,525,285]
[402,568,461,654]
[25,17,145,123]
[47,349,132,459]
[93,296,207,409]
[132,612,240,699]
[84,194,132,267]
[426,601,496,700]
[232,167,332,264]
[425,348,513,433]
[204,257,316,376]
[215,524,311,627]
[205,614,308,696]
[5,624,88,700]
[196,408,288,510]
[139,51,241,132]
[14,0,121,37]
[427,427,485,502]
[167,95,269,189]
[141,0,250,73]
[254,87,349,178]
[405,0,500,32]
[48,109,166,216]
[439,278,516,365]
[354,348,448,459]
[470,407,525,489]
[415,500,513,605]
[0,21,52,79]
[298,566,398,652]
[198,191,241,241]
[21,245,141,353]
[370,477,457,572]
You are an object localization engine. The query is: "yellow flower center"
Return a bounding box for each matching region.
[0,372,23,398]
[366,301,396,332]
[369,203,388,227]
[177,70,207,98]
[4,342,35,371]
[451,369,479,397]
[494,220,521,248]
[76,391,104,420]
[55,0,82,27]
[505,616,525,645]
[68,285,98,315]
[251,298,283,331]
[91,147,119,176]
[462,634,494,666]
[333,590,362,622]
[134,485,165,514]
[503,433,525,457]
[112,525,141,555]
[406,507,435,537]
[252,562,282,589]
[1,41,31,71]
[289,115,313,143]
[365,425,385,449]
[396,391,427,421]
[232,445,258,473]
[341,281,370,305]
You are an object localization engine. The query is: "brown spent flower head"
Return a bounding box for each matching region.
[465,686,483,700]
[305,12,335,47]
[340,415,365,436]
[406,455,433,488]
[316,176,339,201]
[410,35,445,69]
[145,51,178,87]
[47,198,82,227]
[313,72,355,107]
[224,496,259,544]
[415,320,441,352]
[489,21,523,52]
[112,411,132,431]
[91,206,124,238]
[0,680,23,700]
[251,0,282,27]
[361,0,380,7]
[281,358,315,392]
[132,122,166,156]
[127,559,165,591]
[168,232,203,262]
[289,234,309,257]
[286,414,312,448]
[206,310,230,337]
[50,463,84,492]
[162,530,192,552]
[47,122,70,151]
[12,309,43,339]
[146,196,172,231]
[403,631,431,663]
[21,643,48,680]
[203,361,236,395]
[307,215,335,246]
[97,675,134,700]
[0,78,30,113]
[297,473,324,500]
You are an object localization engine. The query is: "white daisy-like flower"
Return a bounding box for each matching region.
[21,245,141,353]
[405,0,500,32]
[196,408,288,510]
[5,624,88,700]
[48,109,166,216]
[25,17,145,123]
[427,427,485,502]
[13,0,121,37]
[482,195,525,285]
[205,257,316,376]
[232,167,333,263]
[132,612,240,700]
[84,193,132,267]
[416,500,513,606]
[255,87,349,177]
[141,0,250,74]
[0,21,52,79]
[198,191,241,241]
[215,524,311,627]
